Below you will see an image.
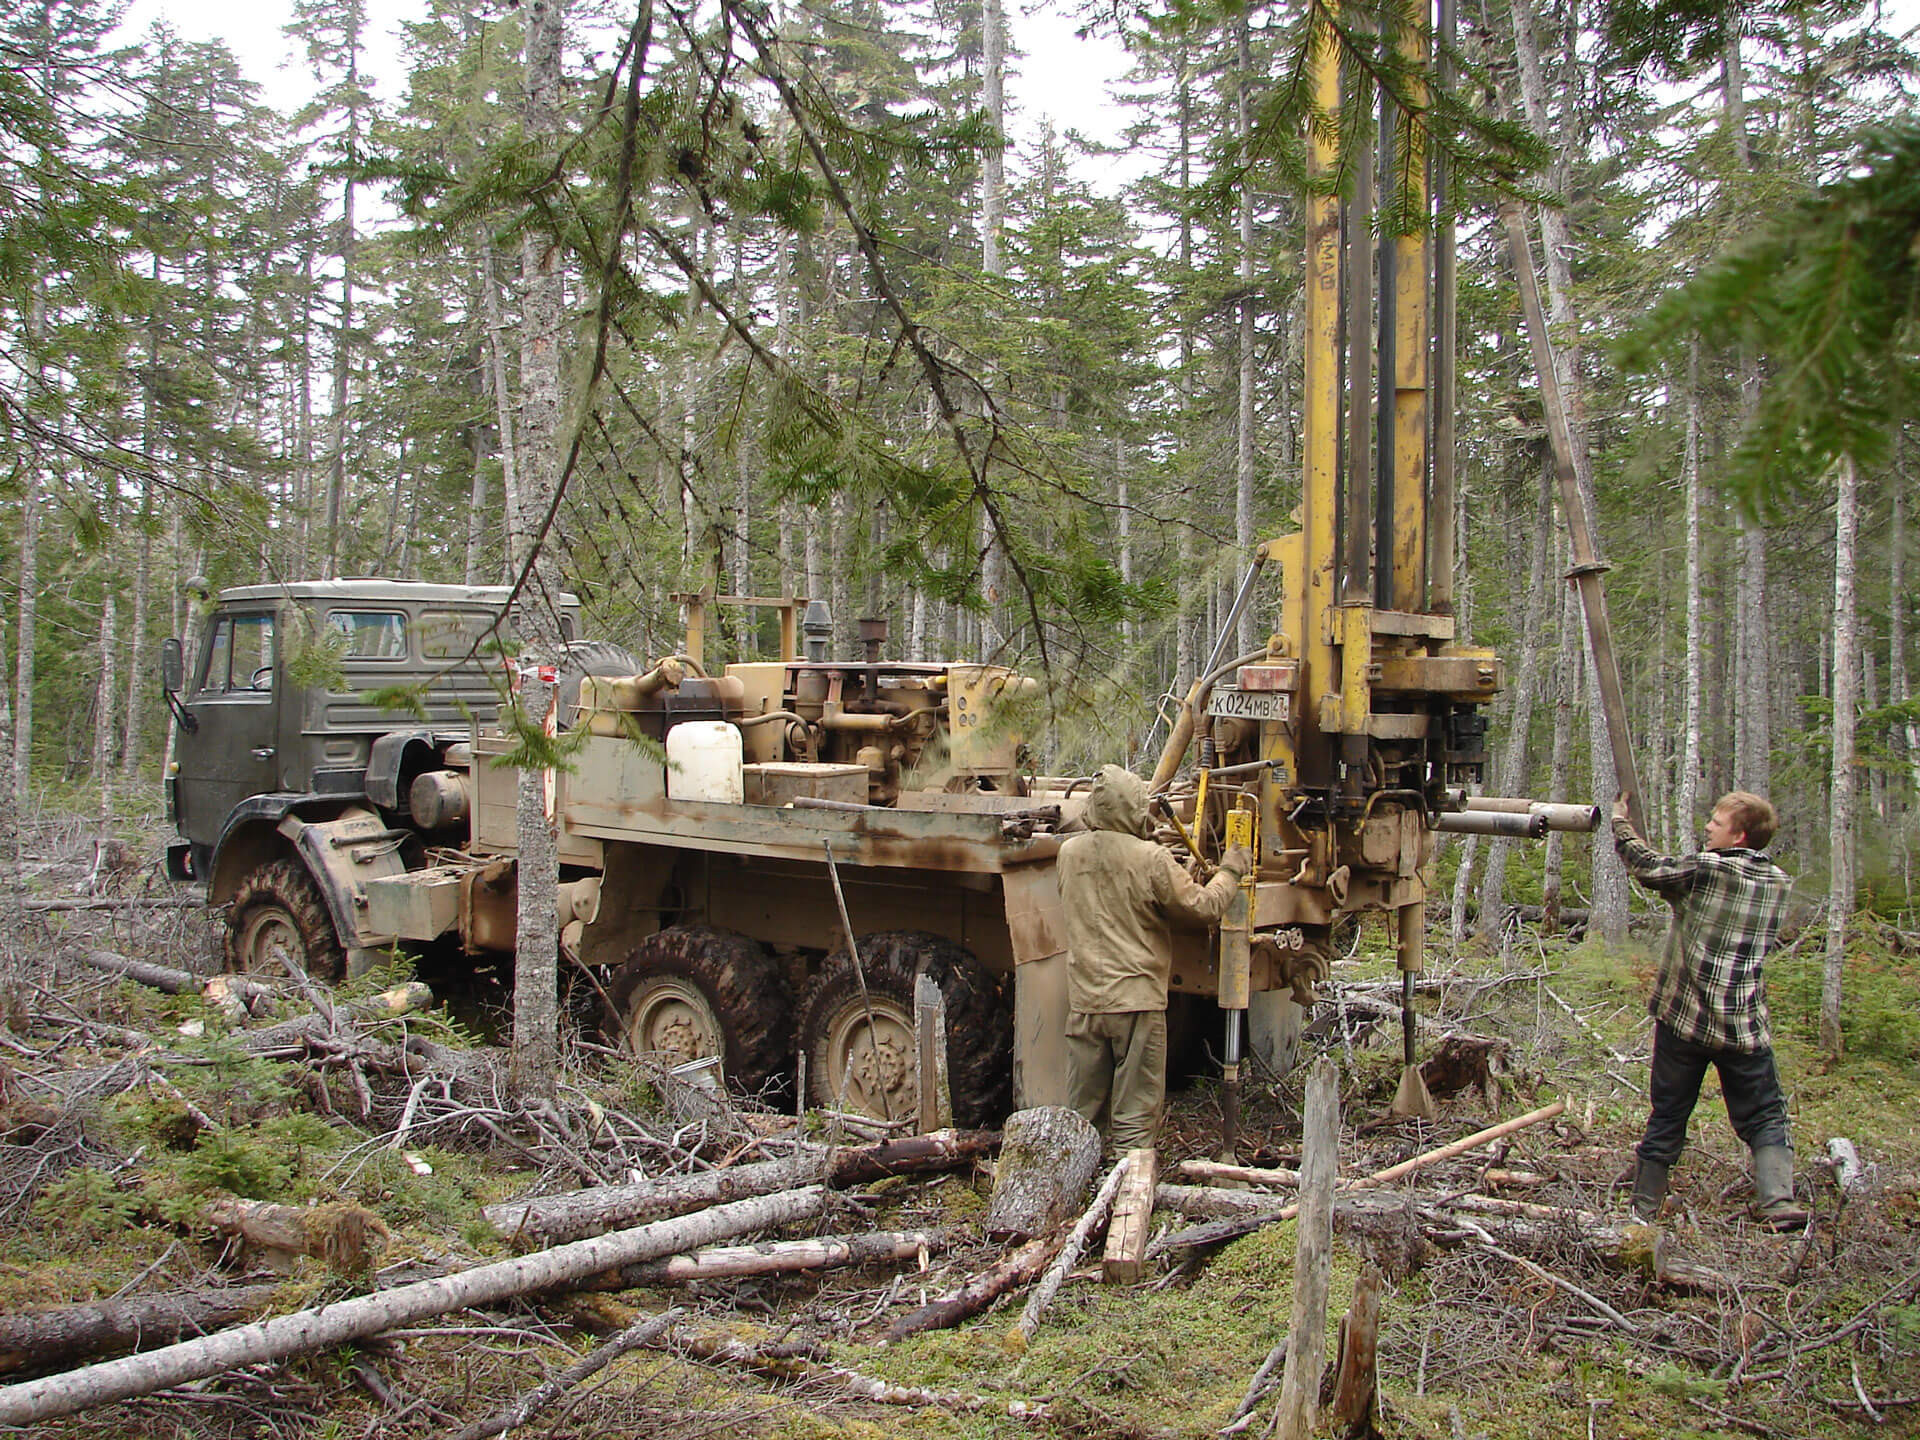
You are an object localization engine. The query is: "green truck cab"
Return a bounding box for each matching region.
[161,580,585,978]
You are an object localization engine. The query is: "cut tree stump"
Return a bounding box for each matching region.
[983,1106,1099,1240]
[1103,1147,1159,1284]
[1326,1264,1384,1439]
[1271,1059,1340,1440]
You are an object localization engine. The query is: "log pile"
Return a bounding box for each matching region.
[1,922,1884,1439]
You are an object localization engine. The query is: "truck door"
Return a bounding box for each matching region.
[175,609,282,847]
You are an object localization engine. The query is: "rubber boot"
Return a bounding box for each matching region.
[1750,1145,1809,1230]
[1630,1156,1671,1223]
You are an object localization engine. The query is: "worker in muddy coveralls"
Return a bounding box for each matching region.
[1611,790,1808,1229]
[1058,765,1250,1152]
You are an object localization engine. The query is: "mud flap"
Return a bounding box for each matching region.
[1002,860,1071,1109]
[276,808,407,969]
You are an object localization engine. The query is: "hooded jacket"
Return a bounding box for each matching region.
[1057,765,1245,1013]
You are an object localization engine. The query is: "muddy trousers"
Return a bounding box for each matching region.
[1637,1020,1791,1167]
[1065,1009,1167,1152]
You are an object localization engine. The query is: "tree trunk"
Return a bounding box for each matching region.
[1234,8,1258,658]
[1478,461,1554,937]
[0,1187,828,1427]
[509,0,571,1098]
[1507,0,1627,937]
[93,590,116,862]
[1680,339,1704,836]
[1541,535,1577,928]
[1015,1153,1130,1341]
[12,469,36,816]
[1822,455,1861,1059]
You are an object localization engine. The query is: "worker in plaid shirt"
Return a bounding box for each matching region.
[1611,790,1808,1230]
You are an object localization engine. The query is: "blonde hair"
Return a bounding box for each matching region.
[1714,791,1776,849]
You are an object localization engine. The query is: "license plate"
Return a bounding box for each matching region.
[1207,688,1291,723]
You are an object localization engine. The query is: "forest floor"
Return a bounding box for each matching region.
[1,802,1917,1440]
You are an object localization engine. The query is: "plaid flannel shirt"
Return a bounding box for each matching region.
[1612,818,1791,1052]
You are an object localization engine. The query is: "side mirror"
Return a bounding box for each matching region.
[161,638,184,694]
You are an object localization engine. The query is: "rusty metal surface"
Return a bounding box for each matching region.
[563,737,1049,876]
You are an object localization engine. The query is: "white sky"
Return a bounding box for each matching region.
[110,0,1142,171]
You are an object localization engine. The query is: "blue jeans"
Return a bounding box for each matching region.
[1637,1020,1790,1166]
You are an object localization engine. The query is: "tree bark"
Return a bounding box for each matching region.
[1015,1153,1130,1341]
[1271,1058,1339,1440]
[1822,454,1861,1058]
[0,1284,280,1379]
[509,0,571,1098]
[488,1130,997,1244]
[881,1232,1059,1344]
[1680,338,1704,839]
[1478,462,1554,937]
[609,1231,938,1288]
[1506,1,1628,937]
[1326,1264,1384,1438]
[0,1187,828,1427]
[984,1105,1100,1240]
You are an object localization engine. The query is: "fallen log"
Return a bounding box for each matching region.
[1156,1183,1283,1220]
[984,1106,1099,1240]
[27,897,200,912]
[0,1186,829,1426]
[640,1320,1049,1416]
[445,1308,683,1440]
[1176,1158,1300,1189]
[1014,1154,1130,1343]
[1151,1100,1568,1256]
[487,1155,823,1245]
[882,1232,1062,1344]
[1827,1137,1871,1197]
[0,1284,280,1379]
[76,950,209,996]
[487,1130,996,1245]
[606,1230,941,1287]
[825,1129,1000,1187]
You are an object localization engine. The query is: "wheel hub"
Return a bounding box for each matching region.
[625,979,723,1070]
[238,908,303,974]
[825,1001,915,1119]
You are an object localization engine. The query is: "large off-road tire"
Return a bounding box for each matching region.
[224,859,347,983]
[605,926,792,1099]
[797,931,1012,1128]
[558,640,640,729]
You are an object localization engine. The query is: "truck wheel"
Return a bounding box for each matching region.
[224,859,346,983]
[797,931,1012,1128]
[606,927,791,1099]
